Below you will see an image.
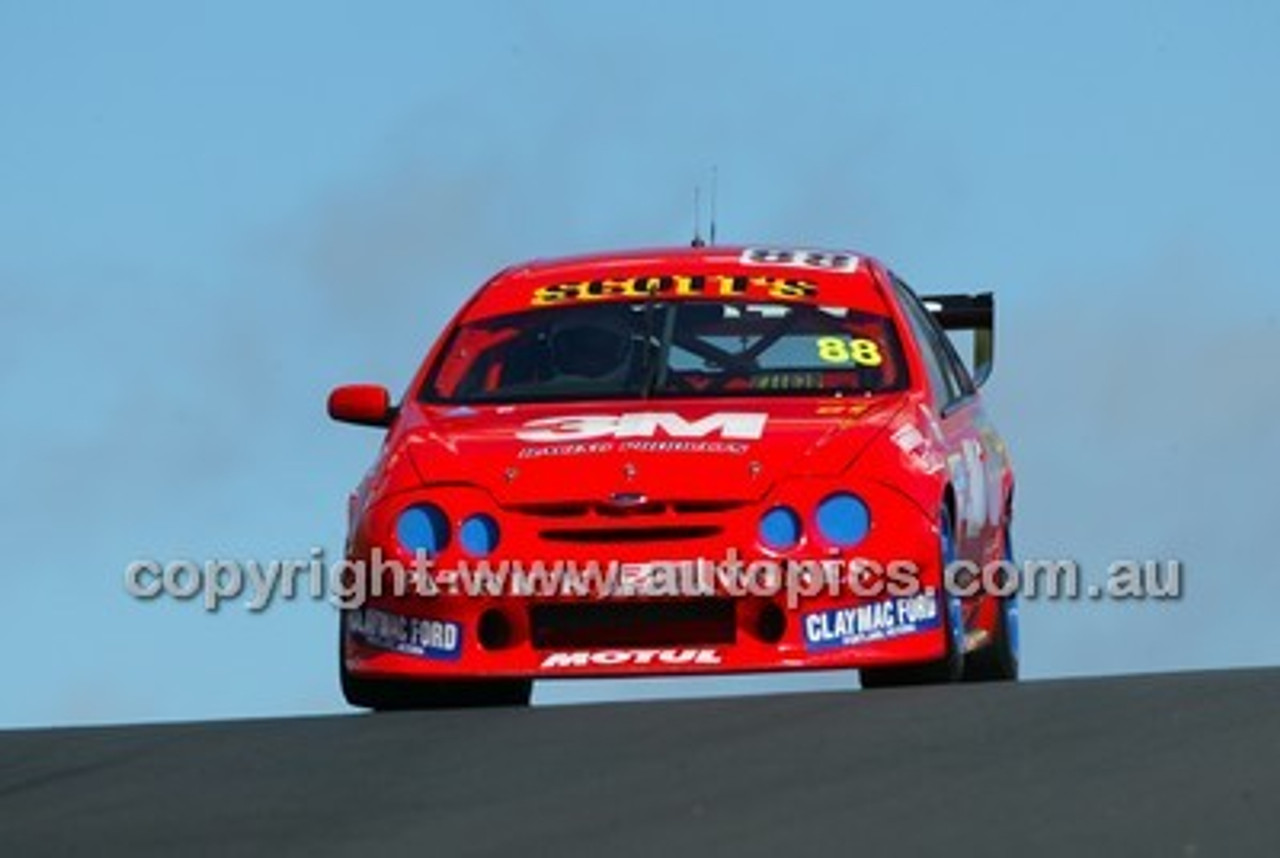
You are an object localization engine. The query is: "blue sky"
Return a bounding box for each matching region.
[2,1,1278,727]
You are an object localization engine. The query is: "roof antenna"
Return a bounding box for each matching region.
[690,185,705,247]
[708,166,719,246]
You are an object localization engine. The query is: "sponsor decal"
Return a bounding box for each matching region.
[978,427,1006,528]
[947,438,989,539]
[515,441,616,459]
[531,274,817,306]
[347,607,462,661]
[891,423,946,474]
[740,248,860,273]
[815,402,872,417]
[540,648,723,669]
[751,372,823,391]
[960,438,988,537]
[516,440,753,459]
[516,412,768,443]
[891,424,927,454]
[803,594,941,651]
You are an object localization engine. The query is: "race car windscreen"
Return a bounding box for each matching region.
[424,301,909,403]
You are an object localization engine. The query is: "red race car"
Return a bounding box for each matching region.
[329,245,1018,709]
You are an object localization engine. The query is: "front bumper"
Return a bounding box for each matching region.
[342,595,950,680]
[341,477,951,681]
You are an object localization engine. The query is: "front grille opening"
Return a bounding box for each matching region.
[509,502,591,519]
[539,525,723,544]
[530,600,737,649]
[594,501,667,518]
[671,500,744,514]
[509,499,745,519]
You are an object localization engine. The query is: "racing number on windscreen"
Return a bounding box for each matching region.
[816,337,884,367]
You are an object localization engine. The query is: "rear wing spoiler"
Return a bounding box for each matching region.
[921,292,994,387]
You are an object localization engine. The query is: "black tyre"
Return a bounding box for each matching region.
[341,669,533,710]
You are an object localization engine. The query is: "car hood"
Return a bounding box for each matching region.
[398,397,908,507]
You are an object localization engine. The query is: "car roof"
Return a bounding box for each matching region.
[460,245,892,320]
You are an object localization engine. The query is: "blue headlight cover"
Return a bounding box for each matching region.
[759,506,802,550]
[396,504,450,555]
[815,493,870,547]
[459,514,500,557]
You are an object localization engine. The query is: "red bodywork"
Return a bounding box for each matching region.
[332,246,1015,683]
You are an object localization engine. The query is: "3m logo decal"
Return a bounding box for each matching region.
[515,412,768,443]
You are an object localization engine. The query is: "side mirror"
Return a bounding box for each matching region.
[328,384,396,427]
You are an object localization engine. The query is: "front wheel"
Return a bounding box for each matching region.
[859,506,965,689]
[341,668,533,710]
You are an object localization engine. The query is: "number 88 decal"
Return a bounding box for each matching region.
[816,336,883,367]
[741,248,860,272]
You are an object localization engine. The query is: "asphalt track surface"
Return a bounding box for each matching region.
[2,668,1278,856]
